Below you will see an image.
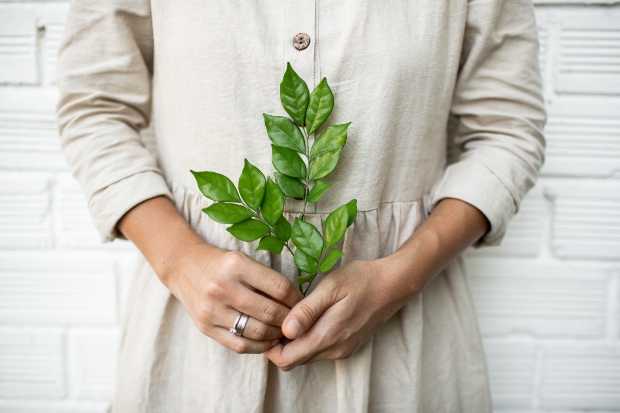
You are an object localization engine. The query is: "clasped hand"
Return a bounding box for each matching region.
[265,258,411,371]
[168,243,412,370]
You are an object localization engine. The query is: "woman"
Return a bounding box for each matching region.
[55,0,546,411]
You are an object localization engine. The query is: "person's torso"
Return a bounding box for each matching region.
[150,0,467,214]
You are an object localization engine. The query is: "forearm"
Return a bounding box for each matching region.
[382,197,490,301]
[117,196,215,289]
[118,197,305,354]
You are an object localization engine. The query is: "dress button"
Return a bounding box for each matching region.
[293,33,311,51]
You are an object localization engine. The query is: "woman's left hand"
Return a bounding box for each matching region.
[264,198,491,371]
[264,257,416,371]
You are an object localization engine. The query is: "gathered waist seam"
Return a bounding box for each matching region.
[165,177,433,216]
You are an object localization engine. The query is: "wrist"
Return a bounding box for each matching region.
[158,238,207,291]
[378,225,442,303]
[116,196,216,292]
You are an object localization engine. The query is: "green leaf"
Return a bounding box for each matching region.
[345,199,358,227]
[280,62,310,126]
[291,218,323,260]
[201,203,253,224]
[319,248,344,272]
[297,273,314,285]
[307,180,331,203]
[324,205,348,248]
[308,148,341,180]
[256,235,284,254]
[271,145,307,179]
[305,77,334,136]
[274,172,305,199]
[238,159,266,210]
[226,219,270,242]
[262,114,305,153]
[260,177,284,227]
[294,249,318,274]
[310,123,350,159]
[190,170,240,202]
[274,215,292,242]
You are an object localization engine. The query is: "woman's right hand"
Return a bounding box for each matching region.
[165,242,304,354]
[117,195,303,355]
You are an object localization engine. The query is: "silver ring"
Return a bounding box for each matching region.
[236,313,249,337]
[230,312,249,337]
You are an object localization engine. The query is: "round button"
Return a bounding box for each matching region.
[293,33,311,51]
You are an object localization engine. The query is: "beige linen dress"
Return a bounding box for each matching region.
[55,0,546,411]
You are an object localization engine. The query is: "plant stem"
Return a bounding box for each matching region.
[238,200,294,258]
[300,128,312,221]
[301,245,327,296]
[283,242,294,256]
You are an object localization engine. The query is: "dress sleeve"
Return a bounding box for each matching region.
[428,0,547,247]
[55,0,174,243]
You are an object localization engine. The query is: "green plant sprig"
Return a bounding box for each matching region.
[191,62,357,295]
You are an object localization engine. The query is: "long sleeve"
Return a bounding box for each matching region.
[55,0,174,243]
[429,0,547,247]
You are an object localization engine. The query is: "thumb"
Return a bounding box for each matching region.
[282,287,335,340]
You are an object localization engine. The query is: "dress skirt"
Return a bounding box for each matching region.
[112,180,493,413]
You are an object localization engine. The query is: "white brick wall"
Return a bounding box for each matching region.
[0,1,618,411]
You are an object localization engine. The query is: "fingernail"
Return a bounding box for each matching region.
[285,319,301,339]
[270,339,280,348]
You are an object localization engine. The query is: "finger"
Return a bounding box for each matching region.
[214,327,280,354]
[230,286,292,327]
[241,262,304,308]
[263,332,320,371]
[301,349,334,366]
[282,285,341,340]
[223,308,283,341]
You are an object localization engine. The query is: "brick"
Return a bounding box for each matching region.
[466,258,610,337]
[0,253,117,326]
[535,10,549,76]
[547,180,620,260]
[467,185,545,257]
[0,172,52,249]
[0,87,67,171]
[617,272,620,339]
[541,97,620,177]
[68,329,118,400]
[0,6,38,84]
[40,4,70,86]
[555,12,620,95]
[540,343,620,410]
[482,339,536,409]
[0,400,110,413]
[56,175,100,248]
[0,329,64,399]
[56,174,133,251]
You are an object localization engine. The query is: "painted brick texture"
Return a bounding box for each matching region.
[0,1,618,412]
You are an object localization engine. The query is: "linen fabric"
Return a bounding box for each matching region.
[55,0,546,411]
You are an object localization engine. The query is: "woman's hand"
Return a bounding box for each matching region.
[167,243,305,354]
[265,197,491,371]
[117,196,304,355]
[264,257,412,371]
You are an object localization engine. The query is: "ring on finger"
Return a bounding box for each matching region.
[230,312,250,337]
[229,312,243,335]
[237,313,249,336]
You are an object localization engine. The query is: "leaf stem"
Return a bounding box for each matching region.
[300,128,312,221]
[301,245,327,296]
[237,200,294,257]
[283,242,294,256]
